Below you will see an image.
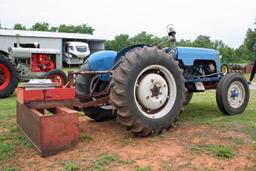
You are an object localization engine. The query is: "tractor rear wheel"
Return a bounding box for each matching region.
[76,62,114,121]
[0,57,18,98]
[44,69,68,86]
[110,46,185,136]
[216,73,249,115]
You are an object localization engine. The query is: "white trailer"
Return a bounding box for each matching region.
[0,29,106,67]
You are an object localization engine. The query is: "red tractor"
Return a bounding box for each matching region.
[0,46,67,98]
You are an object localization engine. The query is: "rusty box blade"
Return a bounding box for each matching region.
[17,101,79,157]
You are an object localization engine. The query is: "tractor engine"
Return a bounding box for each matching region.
[191,61,216,76]
[31,54,55,72]
[8,47,59,80]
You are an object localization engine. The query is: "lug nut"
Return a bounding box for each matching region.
[146,96,150,99]
[151,79,154,82]
[160,100,162,104]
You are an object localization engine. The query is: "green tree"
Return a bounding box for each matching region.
[177,39,193,47]
[129,31,157,45]
[31,22,49,31]
[58,24,94,34]
[244,21,256,52]
[193,35,214,48]
[13,23,26,30]
[105,34,130,51]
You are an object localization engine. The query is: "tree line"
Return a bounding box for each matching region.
[13,22,95,35]
[106,22,256,63]
[2,21,256,63]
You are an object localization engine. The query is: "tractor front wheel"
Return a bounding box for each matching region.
[216,73,249,115]
[110,47,185,136]
[0,57,18,98]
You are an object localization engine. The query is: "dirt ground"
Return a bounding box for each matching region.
[3,116,256,171]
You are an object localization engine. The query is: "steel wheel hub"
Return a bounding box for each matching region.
[137,73,168,110]
[134,65,177,119]
[227,81,245,108]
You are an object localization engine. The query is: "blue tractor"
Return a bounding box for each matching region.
[75,26,250,136]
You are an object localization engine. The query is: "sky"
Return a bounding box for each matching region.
[0,0,255,48]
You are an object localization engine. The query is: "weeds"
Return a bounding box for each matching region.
[93,153,117,170]
[0,142,15,160]
[191,144,237,159]
[62,160,80,171]
[136,165,152,171]
[80,134,93,142]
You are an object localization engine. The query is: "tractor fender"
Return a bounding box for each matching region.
[114,44,147,64]
[87,44,148,81]
[0,50,10,59]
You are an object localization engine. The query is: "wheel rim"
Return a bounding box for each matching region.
[48,74,65,86]
[134,65,177,119]
[227,81,245,109]
[221,65,228,75]
[0,63,11,91]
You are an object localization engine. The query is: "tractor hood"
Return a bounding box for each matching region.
[177,47,220,66]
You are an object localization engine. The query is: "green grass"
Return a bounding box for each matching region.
[207,144,237,158]
[2,166,21,171]
[191,144,237,159]
[136,165,152,171]
[0,79,255,168]
[79,133,93,142]
[181,90,256,140]
[62,66,79,73]
[0,142,15,160]
[233,137,245,145]
[93,153,118,170]
[61,160,80,171]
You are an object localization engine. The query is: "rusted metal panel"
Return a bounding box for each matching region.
[16,86,79,157]
[17,101,79,156]
[16,87,76,103]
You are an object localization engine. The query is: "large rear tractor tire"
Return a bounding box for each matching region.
[0,57,18,98]
[110,47,185,136]
[75,62,114,121]
[216,73,249,115]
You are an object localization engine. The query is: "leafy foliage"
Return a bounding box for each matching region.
[13,24,26,30]
[12,22,95,34]
[31,22,49,31]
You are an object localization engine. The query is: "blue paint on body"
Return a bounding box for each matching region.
[177,47,221,73]
[87,50,117,81]
[87,46,221,81]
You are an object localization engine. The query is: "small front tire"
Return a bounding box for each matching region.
[216,73,249,115]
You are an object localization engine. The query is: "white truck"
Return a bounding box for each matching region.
[64,41,90,64]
